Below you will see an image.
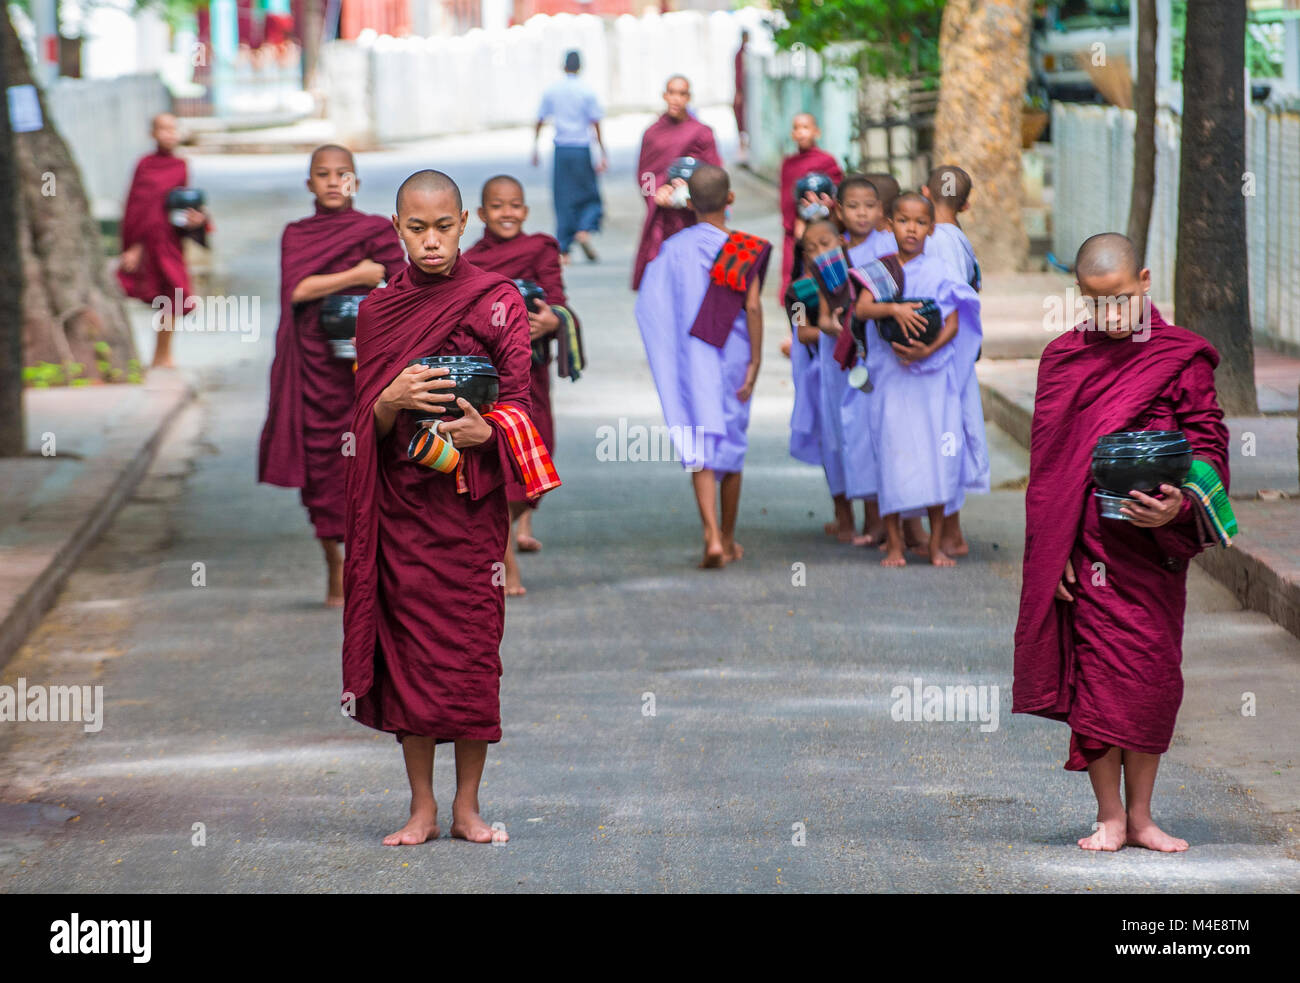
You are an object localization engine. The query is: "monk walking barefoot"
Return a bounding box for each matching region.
[852,194,982,572]
[343,170,559,846]
[450,740,508,843]
[465,174,586,589]
[383,736,441,846]
[636,166,767,571]
[118,113,211,370]
[1014,233,1229,854]
[258,145,405,607]
[322,539,345,607]
[503,503,528,597]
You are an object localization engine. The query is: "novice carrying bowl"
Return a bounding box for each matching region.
[406,355,499,422]
[877,298,942,348]
[1091,429,1193,521]
[319,293,364,360]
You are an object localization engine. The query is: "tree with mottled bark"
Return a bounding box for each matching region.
[1,11,137,379]
[1127,0,1156,265]
[0,17,23,456]
[1174,0,1256,415]
[932,0,1032,274]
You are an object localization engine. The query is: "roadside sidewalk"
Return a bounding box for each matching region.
[0,370,196,669]
[978,348,1300,639]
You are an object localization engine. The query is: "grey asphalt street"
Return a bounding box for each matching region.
[1,111,1297,893]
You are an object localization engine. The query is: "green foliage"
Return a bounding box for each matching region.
[134,0,207,32]
[23,353,138,387]
[772,0,946,75]
[1168,2,1285,81]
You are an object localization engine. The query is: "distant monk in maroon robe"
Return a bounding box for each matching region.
[343,169,559,846]
[257,145,406,606]
[118,113,210,368]
[1013,233,1229,853]
[777,113,843,299]
[464,174,584,597]
[631,74,721,289]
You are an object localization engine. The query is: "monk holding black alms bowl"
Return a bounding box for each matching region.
[1091,430,1194,521]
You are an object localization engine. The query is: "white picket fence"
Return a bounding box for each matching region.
[1052,101,1300,351]
[46,73,172,221]
[321,8,766,145]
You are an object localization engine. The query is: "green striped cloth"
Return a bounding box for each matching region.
[1182,458,1237,548]
[554,305,584,382]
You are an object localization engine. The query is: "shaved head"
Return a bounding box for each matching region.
[1075,232,1141,280]
[926,165,972,209]
[310,143,355,171]
[481,174,524,204]
[687,163,730,214]
[793,112,818,128]
[837,174,878,203]
[801,216,840,243]
[891,191,934,220]
[396,169,462,216]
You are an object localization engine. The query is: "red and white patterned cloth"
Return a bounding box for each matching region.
[455,402,561,501]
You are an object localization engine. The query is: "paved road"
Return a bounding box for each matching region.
[2,111,1298,892]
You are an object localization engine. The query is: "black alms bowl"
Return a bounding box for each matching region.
[165,187,205,210]
[512,278,547,314]
[319,294,363,341]
[877,298,943,347]
[406,355,499,421]
[667,156,700,182]
[1091,430,1193,495]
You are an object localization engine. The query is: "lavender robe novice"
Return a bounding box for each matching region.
[636,223,759,473]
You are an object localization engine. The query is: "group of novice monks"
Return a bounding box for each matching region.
[115,91,1229,854]
[634,107,990,570]
[633,101,1230,854]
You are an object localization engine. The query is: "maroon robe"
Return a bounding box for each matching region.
[631,112,721,289]
[463,228,576,497]
[343,255,532,743]
[778,146,844,298]
[118,151,205,307]
[257,203,406,540]
[1013,306,1229,770]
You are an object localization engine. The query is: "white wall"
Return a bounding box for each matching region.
[45,73,172,221]
[323,7,767,145]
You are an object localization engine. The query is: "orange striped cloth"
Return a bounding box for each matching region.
[455,402,561,501]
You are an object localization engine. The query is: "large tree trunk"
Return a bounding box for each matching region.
[1175,0,1256,415]
[2,11,136,376]
[933,0,1032,273]
[301,0,324,91]
[0,16,23,455]
[1126,0,1157,265]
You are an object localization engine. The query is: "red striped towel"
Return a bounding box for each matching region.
[455,402,561,501]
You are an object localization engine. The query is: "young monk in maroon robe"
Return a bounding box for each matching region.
[631,75,722,289]
[343,170,559,846]
[778,113,844,299]
[464,174,583,597]
[257,145,406,606]
[1013,233,1229,853]
[117,113,210,368]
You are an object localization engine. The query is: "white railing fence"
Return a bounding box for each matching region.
[1052,101,1300,351]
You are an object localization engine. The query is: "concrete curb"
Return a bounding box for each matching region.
[979,376,1300,641]
[0,378,197,670]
